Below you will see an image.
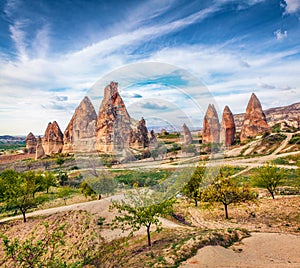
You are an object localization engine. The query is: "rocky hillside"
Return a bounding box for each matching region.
[234,102,300,131]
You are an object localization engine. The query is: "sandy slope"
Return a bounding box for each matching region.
[180,232,300,268]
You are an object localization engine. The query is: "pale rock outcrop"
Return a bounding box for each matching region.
[202,104,220,144]
[182,123,193,145]
[42,121,63,155]
[220,106,236,147]
[25,132,37,154]
[35,136,45,159]
[240,93,270,142]
[63,96,97,153]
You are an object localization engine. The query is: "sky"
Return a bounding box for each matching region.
[0,0,300,135]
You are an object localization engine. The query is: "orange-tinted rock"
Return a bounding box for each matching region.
[25,132,37,153]
[220,106,236,146]
[35,136,45,159]
[42,121,63,155]
[240,93,270,142]
[182,123,193,145]
[202,104,220,144]
[96,82,133,153]
[63,96,97,153]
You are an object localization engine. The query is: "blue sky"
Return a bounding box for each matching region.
[0,0,299,135]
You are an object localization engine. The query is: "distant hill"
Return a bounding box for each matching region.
[0,135,26,146]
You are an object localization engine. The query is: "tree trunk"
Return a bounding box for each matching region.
[224,203,229,219]
[21,210,26,223]
[195,199,198,207]
[98,194,102,200]
[147,225,151,247]
[46,187,49,194]
[269,190,275,199]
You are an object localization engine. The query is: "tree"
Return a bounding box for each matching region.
[0,170,44,222]
[85,175,115,200]
[57,171,68,186]
[57,186,73,205]
[110,188,175,246]
[41,171,57,193]
[56,156,65,168]
[80,180,97,199]
[252,164,286,199]
[183,166,206,206]
[204,175,257,219]
[150,149,159,161]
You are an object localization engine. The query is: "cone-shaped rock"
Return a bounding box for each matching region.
[202,104,220,144]
[182,123,193,145]
[25,132,37,154]
[220,106,236,146]
[42,121,63,155]
[149,130,157,149]
[240,93,270,142]
[96,81,132,153]
[35,136,45,159]
[63,96,97,153]
[130,118,149,149]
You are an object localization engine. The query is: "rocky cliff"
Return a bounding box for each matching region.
[63,96,97,153]
[240,93,270,142]
[182,123,193,145]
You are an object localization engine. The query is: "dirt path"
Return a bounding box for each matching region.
[180,232,300,268]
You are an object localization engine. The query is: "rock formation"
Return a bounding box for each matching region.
[96,81,148,153]
[220,106,236,147]
[234,102,300,131]
[182,123,193,145]
[240,93,270,142]
[42,121,64,155]
[35,136,45,159]
[25,132,37,154]
[202,104,220,144]
[130,118,149,149]
[149,130,157,148]
[63,96,97,153]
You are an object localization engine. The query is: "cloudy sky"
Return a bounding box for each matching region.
[0,0,299,135]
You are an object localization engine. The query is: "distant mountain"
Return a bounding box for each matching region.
[0,135,26,145]
[234,102,300,131]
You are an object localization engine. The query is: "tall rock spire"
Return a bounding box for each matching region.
[96,81,133,153]
[240,93,270,142]
[220,105,236,147]
[25,132,37,154]
[182,123,193,145]
[202,104,220,144]
[42,121,63,155]
[63,96,97,153]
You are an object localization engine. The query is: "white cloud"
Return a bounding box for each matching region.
[274,29,288,40]
[282,0,300,14]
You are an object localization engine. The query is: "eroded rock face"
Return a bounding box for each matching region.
[63,96,97,153]
[220,106,236,147]
[240,93,270,142]
[96,82,133,153]
[182,123,193,145]
[149,130,157,148]
[202,104,220,144]
[42,121,63,155]
[25,132,37,154]
[35,136,45,159]
[130,118,149,149]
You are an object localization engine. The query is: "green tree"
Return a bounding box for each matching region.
[0,170,43,222]
[56,156,65,168]
[150,149,159,161]
[183,166,206,206]
[85,175,115,200]
[110,188,175,246]
[57,186,73,205]
[252,164,286,199]
[80,180,96,199]
[57,171,68,186]
[1,223,68,267]
[41,171,57,193]
[204,176,256,219]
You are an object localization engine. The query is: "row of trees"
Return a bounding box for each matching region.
[183,164,289,219]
